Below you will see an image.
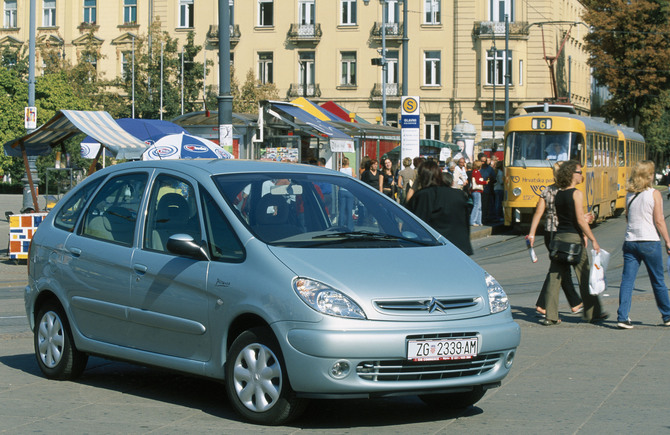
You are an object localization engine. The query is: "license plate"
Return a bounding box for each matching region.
[407,337,478,361]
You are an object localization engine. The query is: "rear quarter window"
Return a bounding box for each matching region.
[53,179,103,232]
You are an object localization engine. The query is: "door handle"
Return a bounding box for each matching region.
[70,247,82,257]
[133,264,148,274]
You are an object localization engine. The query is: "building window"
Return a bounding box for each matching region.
[258,52,273,84]
[42,0,56,27]
[124,0,136,24]
[2,49,17,68]
[486,49,511,86]
[299,0,314,25]
[424,0,440,24]
[385,50,398,84]
[83,0,95,24]
[4,0,17,28]
[518,59,523,85]
[490,0,513,22]
[229,0,234,25]
[424,50,441,86]
[340,51,356,86]
[84,53,97,81]
[385,113,398,128]
[384,0,399,24]
[179,0,194,28]
[425,114,440,140]
[122,51,132,80]
[299,51,315,86]
[259,0,273,26]
[341,0,356,25]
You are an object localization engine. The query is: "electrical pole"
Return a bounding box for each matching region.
[218,0,233,147]
[504,14,510,123]
[381,0,387,126]
[401,0,408,96]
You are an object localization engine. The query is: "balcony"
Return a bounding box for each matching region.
[287,23,322,45]
[288,83,321,98]
[474,21,529,39]
[371,22,403,43]
[206,24,241,48]
[371,83,400,99]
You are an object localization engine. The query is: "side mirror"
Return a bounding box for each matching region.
[166,234,210,261]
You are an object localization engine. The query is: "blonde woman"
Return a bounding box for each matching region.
[616,160,670,329]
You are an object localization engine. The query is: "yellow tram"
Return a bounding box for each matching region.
[503,105,645,226]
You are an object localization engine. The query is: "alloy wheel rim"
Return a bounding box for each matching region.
[37,311,64,368]
[233,343,282,412]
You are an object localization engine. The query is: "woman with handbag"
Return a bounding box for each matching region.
[530,160,607,325]
[616,160,670,329]
[527,162,584,317]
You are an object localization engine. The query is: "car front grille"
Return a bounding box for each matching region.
[374,297,480,313]
[356,353,501,382]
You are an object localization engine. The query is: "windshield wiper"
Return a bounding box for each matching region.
[311,230,435,246]
[521,156,527,169]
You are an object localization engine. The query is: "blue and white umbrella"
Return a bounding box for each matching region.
[142,132,234,160]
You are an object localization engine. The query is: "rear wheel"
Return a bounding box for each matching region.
[225,327,307,425]
[419,386,486,409]
[34,302,88,380]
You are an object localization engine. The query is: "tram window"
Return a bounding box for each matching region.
[586,134,593,167]
[618,141,624,166]
[508,132,573,167]
[570,132,583,163]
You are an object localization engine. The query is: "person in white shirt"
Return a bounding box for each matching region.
[546,143,568,161]
[453,158,469,190]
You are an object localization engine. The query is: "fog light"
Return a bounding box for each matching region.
[330,360,351,379]
[512,187,522,197]
[505,351,515,368]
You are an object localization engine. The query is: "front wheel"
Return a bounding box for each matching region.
[34,302,88,380]
[225,327,307,425]
[419,386,486,409]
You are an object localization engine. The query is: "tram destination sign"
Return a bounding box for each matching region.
[531,118,552,130]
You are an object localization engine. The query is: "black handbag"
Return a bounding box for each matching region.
[548,239,583,265]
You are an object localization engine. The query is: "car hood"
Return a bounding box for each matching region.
[267,244,492,321]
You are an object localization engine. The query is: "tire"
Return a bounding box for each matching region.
[34,302,88,380]
[419,386,486,409]
[225,327,307,425]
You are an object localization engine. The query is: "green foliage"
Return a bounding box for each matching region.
[117,20,207,119]
[583,0,670,158]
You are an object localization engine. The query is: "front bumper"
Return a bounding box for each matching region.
[273,314,521,397]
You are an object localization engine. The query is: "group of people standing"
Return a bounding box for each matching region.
[527,159,670,328]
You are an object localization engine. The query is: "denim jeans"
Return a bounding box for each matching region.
[470,191,482,225]
[617,240,670,322]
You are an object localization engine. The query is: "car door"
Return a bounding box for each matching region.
[128,172,211,361]
[64,171,149,346]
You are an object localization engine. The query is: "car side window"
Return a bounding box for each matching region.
[200,188,244,262]
[143,175,202,253]
[53,178,103,232]
[81,173,148,246]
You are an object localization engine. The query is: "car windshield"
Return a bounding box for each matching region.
[213,172,440,248]
[506,132,582,167]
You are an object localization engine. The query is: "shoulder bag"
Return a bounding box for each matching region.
[548,239,583,265]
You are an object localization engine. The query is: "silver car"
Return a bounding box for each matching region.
[25,159,520,425]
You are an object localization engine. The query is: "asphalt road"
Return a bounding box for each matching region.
[1,193,670,434]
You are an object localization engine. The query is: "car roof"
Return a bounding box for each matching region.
[101,159,342,177]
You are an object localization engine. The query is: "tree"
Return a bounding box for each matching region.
[583,0,670,156]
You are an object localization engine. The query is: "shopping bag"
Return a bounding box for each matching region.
[589,249,610,295]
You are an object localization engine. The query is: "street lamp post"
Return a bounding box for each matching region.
[489,41,497,148]
[381,0,387,126]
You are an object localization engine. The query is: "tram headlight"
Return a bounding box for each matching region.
[512,187,522,197]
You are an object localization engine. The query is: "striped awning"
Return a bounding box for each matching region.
[4,110,149,160]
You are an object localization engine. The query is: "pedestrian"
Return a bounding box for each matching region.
[379,157,397,199]
[404,157,426,204]
[453,157,469,190]
[360,158,380,189]
[493,160,505,222]
[528,162,584,317]
[530,159,607,325]
[616,160,670,329]
[407,160,473,255]
[470,160,486,227]
[478,153,495,223]
[397,157,415,205]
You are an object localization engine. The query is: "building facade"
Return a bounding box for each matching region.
[1,0,591,144]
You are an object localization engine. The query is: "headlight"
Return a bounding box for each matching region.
[512,187,522,197]
[485,273,509,314]
[293,278,367,319]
